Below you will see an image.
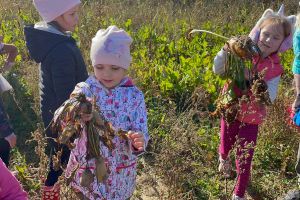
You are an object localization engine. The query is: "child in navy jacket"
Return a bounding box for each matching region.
[24,0,88,199]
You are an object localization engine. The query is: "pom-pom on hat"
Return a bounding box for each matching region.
[90,26,133,69]
[33,0,81,23]
[249,4,296,53]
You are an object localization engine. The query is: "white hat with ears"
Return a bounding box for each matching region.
[249,4,296,53]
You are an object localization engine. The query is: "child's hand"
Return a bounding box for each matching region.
[80,113,93,122]
[1,61,15,74]
[293,95,300,111]
[0,44,18,68]
[224,38,237,52]
[223,43,230,52]
[5,133,17,148]
[128,131,144,152]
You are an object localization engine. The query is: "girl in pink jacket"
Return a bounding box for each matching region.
[65,26,149,200]
[0,158,28,200]
[213,5,295,200]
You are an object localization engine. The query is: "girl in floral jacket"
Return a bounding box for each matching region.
[65,25,149,200]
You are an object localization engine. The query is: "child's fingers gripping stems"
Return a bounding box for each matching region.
[128,131,145,151]
[226,38,237,51]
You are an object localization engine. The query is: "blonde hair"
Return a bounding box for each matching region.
[259,15,292,38]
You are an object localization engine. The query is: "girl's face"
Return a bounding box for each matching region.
[54,4,80,32]
[94,64,127,89]
[257,23,284,58]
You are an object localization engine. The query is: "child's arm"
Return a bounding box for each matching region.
[293,74,300,110]
[292,30,300,110]
[128,93,149,154]
[213,48,227,75]
[266,76,280,103]
[213,38,245,75]
[0,42,18,73]
[294,74,300,95]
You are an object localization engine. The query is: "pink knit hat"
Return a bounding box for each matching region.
[249,4,296,53]
[33,0,81,23]
[90,26,133,69]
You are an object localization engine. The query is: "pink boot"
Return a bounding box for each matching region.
[42,184,60,200]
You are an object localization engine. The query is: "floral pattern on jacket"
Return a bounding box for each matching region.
[65,75,149,200]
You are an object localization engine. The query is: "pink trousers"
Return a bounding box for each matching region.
[219,118,258,197]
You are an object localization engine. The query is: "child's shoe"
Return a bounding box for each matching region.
[218,156,232,178]
[42,184,60,200]
[232,194,246,200]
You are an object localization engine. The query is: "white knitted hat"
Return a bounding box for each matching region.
[90,26,132,69]
[33,0,81,23]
